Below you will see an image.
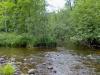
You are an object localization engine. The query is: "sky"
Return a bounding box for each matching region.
[46,0,66,12]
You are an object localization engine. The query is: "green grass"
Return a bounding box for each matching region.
[34,35,57,48]
[0,33,36,48]
[0,33,57,48]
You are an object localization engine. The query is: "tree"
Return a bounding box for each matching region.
[0,0,15,32]
[0,0,46,34]
[70,0,100,47]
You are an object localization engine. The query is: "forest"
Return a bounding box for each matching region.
[0,0,99,48]
[0,0,100,75]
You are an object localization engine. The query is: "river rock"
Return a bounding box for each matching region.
[0,57,5,64]
[11,57,16,63]
[53,70,57,73]
[16,62,22,65]
[23,58,27,62]
[14,70,20,75]
[30,58,34,62]
[87,55,92,58]
[28,69,37,75]
[47,66,53,70]
[42,63,46,65]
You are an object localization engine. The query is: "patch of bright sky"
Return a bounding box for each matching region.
[46,0,66,12]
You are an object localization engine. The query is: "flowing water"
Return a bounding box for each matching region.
[0,47,100,75]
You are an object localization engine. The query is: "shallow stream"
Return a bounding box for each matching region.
[0,47,100,75]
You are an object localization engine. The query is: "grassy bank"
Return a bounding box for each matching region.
[0,33,57,48]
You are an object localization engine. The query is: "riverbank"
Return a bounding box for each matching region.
[0,33,57,48]
[0,33,99,50]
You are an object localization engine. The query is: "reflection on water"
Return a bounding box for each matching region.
[0,47,100,75]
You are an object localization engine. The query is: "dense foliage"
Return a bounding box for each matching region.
[69,0,100,48]
[0,0,54,48]
[0,0,99,48]
[0,0,46,33]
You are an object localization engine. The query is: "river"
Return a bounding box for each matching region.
[0,47,100,75]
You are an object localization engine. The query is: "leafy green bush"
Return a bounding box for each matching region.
[0,64,15,75]
[0,33,36,48]
[0,33,22,47]
[69,0,100,48]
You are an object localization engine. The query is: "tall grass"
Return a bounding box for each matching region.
[0,33,36,47]
[34,35,57,48]
[0,33,57,48]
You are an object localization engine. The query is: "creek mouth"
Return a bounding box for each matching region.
[0,47,100,75]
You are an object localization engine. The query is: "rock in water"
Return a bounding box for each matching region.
[28,69,37,75]
[53,70,57,73]
[47,66,53,70]
[11,57,16,62]
[0,57,5,64]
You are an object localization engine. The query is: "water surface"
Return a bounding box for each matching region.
[0,47,100,75]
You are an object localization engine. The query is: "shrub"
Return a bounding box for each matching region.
[0,33,57,48]
[0,33,36,48]
[0,33,23,47]
[0,64,15,75]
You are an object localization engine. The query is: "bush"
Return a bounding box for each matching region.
[0,33,36,48]
[0,33,57,48]
[70,0,100,49]
[0,64,15,75]
[0,33,22,47]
